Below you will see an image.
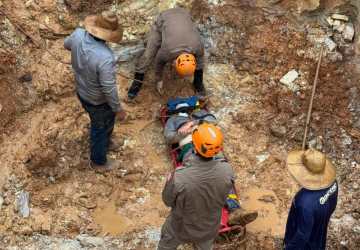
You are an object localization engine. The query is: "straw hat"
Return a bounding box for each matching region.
[84,11,123,43]
[287,149,336,190]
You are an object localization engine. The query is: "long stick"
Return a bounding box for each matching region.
[302,45,324,150]
[0,9,41,48]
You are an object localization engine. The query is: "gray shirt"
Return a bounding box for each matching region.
[64,28,122,112]
[162,153,234,242]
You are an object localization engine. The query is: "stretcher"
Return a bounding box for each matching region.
[159,105,245,236]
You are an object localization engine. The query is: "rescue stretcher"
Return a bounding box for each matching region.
[159,103,246,237]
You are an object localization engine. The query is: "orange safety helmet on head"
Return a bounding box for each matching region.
[175,53,196,77]
[192,123,223,158]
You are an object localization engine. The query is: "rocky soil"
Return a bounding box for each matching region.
[0,0,359,249]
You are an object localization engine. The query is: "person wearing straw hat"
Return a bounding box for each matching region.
[284,149,338,249]
[64,11,126,171]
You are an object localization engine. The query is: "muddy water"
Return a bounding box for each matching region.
[93,201,134,236]
[241,188,285,236]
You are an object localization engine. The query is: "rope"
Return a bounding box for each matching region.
[302,45,324,150]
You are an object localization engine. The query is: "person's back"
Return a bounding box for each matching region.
[166,153,234,242]
[284,181,338,250]
[285,149,338,250]
[159,7,201,53]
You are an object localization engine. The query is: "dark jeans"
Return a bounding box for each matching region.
[78,95,115,165]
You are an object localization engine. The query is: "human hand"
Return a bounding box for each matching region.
[116,110,126,121]
[178,121,196,135]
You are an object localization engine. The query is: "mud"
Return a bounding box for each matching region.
[0,0,359,249]
[241,188,284,236]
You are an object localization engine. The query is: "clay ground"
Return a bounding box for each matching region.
[0,0,359,249]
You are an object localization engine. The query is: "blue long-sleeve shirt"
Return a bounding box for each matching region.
[64,28,122,112]
[284,181,338,250]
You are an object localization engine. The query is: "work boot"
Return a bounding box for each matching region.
[193,69,207,99]
[108,138,124,152]
[228,209,258,226]
[127,72,145,100]
[89,159,120,172]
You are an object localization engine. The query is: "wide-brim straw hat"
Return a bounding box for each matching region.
[84,11,123,43]
[287,149,336,190]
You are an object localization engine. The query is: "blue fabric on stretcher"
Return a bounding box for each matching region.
[167,96,198,112]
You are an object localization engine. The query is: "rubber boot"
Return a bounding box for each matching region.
[127,72,145,99]
[193,69,206,97]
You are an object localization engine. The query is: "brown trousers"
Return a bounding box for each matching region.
[157,220,214,250]
[135,24,161,75]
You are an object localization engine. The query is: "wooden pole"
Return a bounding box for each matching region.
[302,45,324,150]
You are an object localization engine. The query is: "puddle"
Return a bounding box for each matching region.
[241,188,285,236]
[93,201,134,236]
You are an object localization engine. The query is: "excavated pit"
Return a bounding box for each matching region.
[0,0,359,249]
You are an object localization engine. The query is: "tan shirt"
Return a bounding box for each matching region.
[135,7,204,78]
[162,153,234,242]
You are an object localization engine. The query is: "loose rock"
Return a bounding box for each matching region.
[19,73,32,82]
[328,51,343,62]
[324,37,337,52]
[76,234,105,247]
[258,195,275,203]
[15,191,30,218]
[59,240,82,250]
[270,124,287,138]
[326,17,334,26]
[0,195,3,210]
[331,14,349,22]
[333,23,346,33]
[280,70,299,92]
[353,226,360,234]
[343,23,355,42]
[78,196,97,209]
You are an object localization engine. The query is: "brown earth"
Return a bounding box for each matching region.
[0,0,359,249]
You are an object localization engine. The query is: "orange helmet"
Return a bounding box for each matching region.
[175,53,196,77]
[192,123,223,158]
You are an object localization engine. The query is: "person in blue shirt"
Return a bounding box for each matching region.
[64,11,126,171]
[284,149,338,250]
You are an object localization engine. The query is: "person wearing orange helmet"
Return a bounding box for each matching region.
[127,7,206,100]
[159,122,257,250]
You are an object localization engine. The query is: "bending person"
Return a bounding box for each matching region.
[128,7,206,100]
